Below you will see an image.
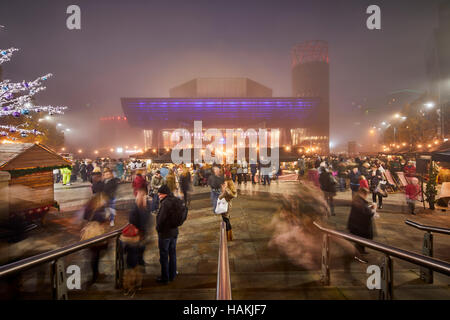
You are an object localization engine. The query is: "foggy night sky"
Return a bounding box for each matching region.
[0,0,442,149]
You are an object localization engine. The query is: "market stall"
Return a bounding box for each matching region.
[0,143,72,223]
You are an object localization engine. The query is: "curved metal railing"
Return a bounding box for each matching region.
[216,221,232,300]
[313,221,450,299]
[405,219,450,235]
[0,225,126,299]
[405,219,450,283]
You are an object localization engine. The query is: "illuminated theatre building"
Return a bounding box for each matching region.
[121,41,330,158]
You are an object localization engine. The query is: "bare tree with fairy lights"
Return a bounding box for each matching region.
[0,46,67,140]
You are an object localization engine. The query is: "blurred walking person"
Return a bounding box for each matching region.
[369,165,384,209]
[319,166,337,216]
[132,169,147,197]
[103,168,119,227]
[165,169,178,194]
[86,161,94,182]
[218,178,237,241]
[81,194,109,285]
[179,167,192,207]
[347,187,375,264]
[121,189,151,296]
[91,167,104,194]
[80,161,87,182]
[208,166,224,213]
[349,167,361,197]
[405,177,421,215]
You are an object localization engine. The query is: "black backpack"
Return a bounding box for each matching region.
[170,196,188,228]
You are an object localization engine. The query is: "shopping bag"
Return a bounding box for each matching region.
[215,198,229,215]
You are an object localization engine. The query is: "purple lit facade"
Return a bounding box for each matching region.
[121,97,325,149]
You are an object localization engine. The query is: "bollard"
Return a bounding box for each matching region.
[51,258,68,300]
[420,231,433,284]
[321,233,330,285]
[379,255,394,300]
[115,235,124,289]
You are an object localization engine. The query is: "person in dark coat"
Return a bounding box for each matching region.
[82,194,108,285]
[121,189,151,294]
[179,167,192,206]
[91,168,104,194]
[208,166,225,213]
[368,165,384,209]
[80,162,87,182]
[103,168,120,227]
[348,167,361,196]
[319,168,337,216]
[250,162,258,184]
[71,161,79,183]
[86,162,94,182]
[155,185,179,284]
[347,187,375,264]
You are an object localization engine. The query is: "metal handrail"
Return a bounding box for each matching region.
[0,225,126,278]
[216,221,232,300]
[313,222,450,276]
[405,219,450,235]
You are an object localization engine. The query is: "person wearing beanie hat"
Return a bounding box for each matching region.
[155,183,178,284]
[157,184,171,195]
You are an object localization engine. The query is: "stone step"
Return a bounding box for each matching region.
[49,269,450,300]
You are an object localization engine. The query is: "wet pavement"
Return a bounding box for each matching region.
[1,178,449,300]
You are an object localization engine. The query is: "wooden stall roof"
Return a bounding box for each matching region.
[0,143,71,171]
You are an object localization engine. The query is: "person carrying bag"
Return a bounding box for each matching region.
[81,194,109,285]
[121,190,150,296]
[216,177,237,241]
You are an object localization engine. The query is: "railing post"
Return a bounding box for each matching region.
[320,233,330,285]
[115,235,124,289]
[51,259,68,300]
[379,255,394,300]
[420,231,433,284]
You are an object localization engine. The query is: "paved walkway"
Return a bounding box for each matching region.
[2,179,449,299]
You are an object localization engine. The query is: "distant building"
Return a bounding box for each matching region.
[291,40,330,152]
[426,0,450,137]
[170,78,272,98]
[121,41,331,155]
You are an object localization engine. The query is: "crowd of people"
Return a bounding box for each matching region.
[78,158,242,296]
[307,154,423,264]
[66,153,442,290]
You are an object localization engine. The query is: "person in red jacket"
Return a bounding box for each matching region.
[359,175,369,190]
[132,170,148,197]
[405,177,421,214]
[404,161,416,177]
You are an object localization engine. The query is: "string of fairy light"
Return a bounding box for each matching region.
[0,47,67,139]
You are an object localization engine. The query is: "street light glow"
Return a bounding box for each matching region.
[424,102,435,109]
